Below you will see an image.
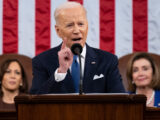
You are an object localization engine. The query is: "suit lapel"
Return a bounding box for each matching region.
[83,45,98,90]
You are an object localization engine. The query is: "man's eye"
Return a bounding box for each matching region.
[78,23,84,26]
[66,24,73,27]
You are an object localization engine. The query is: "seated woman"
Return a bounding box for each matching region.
[0,59,28,110]
[126,52,160,107]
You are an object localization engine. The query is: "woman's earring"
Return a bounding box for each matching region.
[132,81,135,84]
[20,83,23,86]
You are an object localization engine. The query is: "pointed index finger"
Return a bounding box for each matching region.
[61,37,67,50]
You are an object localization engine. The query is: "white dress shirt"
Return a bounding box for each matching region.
[54,45,86,82]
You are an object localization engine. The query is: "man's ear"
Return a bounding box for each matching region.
[55,25,62,38]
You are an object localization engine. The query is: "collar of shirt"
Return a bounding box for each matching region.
[80,44,86,60]
[78,45,86,77]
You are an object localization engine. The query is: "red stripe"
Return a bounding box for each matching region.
[100,0,115,54]
[35,0,51,55]
[3,0,18,53]
[68,0,83,4]
[133,0,148,52]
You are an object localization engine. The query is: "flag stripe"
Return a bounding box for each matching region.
[68,0,83,4]
[35,0,51,55]
[115,0,133,58]
[84,0,99,49]
[148,0,160,54]
[0,0,2,54]
[133,0,148,52]
[51,0,67,48]
[3,0,18,53]
[18,0,35,57]
[100,0,115,54]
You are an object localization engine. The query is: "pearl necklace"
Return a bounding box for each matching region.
[146,90,155,105]
[136,90,155,105]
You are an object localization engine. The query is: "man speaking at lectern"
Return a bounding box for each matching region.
[30,1,125,94]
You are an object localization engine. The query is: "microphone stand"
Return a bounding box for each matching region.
[71,43,83,95]
[78,54,83,95]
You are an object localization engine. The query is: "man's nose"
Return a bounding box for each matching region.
[73,25,80,34]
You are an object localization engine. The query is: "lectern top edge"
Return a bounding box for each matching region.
[14,94,146,104]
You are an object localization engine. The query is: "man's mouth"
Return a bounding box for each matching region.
[72,38,81,41]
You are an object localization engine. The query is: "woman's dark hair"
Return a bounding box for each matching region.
[126,52,160,92]
[0,59,28,96]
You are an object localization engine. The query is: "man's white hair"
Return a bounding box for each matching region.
[54,1,86,24]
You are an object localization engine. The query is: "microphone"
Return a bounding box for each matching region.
[71,43,82,55]
[71,43,83,95]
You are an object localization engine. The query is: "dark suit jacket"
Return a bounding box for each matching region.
[30,44,125,94]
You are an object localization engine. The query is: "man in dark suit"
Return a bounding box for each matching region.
[30,1,125,94]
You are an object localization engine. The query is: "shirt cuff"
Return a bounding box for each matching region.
[54,68,67,82]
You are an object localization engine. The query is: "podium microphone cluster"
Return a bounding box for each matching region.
[71,43,83,95]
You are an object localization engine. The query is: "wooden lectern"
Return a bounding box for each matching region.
[145,107,160,120]
[0,110,16,120]
[15,94,146,120]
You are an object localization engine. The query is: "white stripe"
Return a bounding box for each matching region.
[148,0,160,55]
[115,0,133,58]
[84,0,99,48]
[0,0,2,54]
[51,0,67,48]
[18,0,35,58]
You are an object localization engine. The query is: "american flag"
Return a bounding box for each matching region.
[0,0,160,58]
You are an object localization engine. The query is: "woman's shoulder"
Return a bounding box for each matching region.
[0,97,15,111]
[154,90,160,107]
[155,90,160,95]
